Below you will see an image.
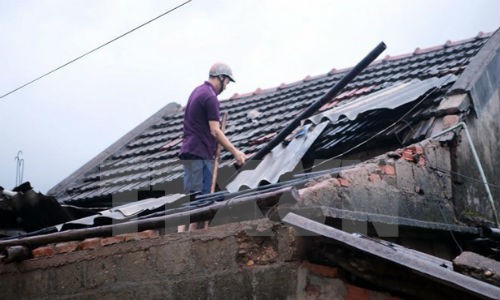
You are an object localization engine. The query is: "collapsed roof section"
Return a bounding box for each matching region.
[226,74,456,192]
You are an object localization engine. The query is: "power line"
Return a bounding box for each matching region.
[0,0,192,100]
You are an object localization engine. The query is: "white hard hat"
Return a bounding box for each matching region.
[209,62,235,82]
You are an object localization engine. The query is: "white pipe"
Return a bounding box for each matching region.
[431,122,499,227]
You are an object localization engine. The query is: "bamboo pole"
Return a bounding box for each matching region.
[189,111,229,230]
[211,111,228,193]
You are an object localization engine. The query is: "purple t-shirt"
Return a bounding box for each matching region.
[180,81,220,160]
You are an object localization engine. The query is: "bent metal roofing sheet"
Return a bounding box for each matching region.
[54,193,184,230]
[226,121,329,193]
[308,74,456,125]
[48,32,492,206]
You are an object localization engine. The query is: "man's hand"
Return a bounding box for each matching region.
[234,150,248,166]
[209,120,248,166]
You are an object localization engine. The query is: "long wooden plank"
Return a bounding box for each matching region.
[282,212,500,300]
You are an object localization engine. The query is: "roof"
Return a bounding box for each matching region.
[48,31,493,206]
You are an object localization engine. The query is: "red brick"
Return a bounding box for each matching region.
[100,235,125,246]
[368,173,381,182]
[32,245,54,258]
[337,178,350,187]
[121,229,160,242]
[380,164,395,176]
[330,178,341,187]
[402,149,415,161]
[54,241,80,254]
[345,284,401,300]
[138,229,160,239]
[345,284,371,300]
[302,261,339,278]
[79,237,102,250]
[121,232,142,242]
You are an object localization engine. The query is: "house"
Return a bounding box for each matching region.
[46,30,495,209]
[0,29,500,299]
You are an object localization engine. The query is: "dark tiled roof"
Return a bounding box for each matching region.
[49,33,492,205]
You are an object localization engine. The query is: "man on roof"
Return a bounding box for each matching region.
[179,62,247,198]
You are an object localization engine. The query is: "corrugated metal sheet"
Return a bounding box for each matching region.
[308,74,456,125]
[226,75,456,191]
[55,193,184,230]
[226,121,329,193]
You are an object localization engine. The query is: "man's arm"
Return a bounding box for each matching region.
[209,120,247,165]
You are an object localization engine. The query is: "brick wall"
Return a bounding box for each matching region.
[0,219,400,300]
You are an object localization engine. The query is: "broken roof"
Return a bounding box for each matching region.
[48,32,493,206]
[2,30,500,299]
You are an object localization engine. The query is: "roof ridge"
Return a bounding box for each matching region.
[225,71,342,102]
[224,31,492,102]
[228,86,279,100]
[383,31,493,61]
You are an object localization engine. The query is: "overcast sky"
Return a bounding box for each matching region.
[1,0,499,193]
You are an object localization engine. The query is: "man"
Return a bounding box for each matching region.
[179,62,247,197]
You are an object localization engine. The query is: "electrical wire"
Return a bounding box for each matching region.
[0,0,192,100]
[427,165,500,189]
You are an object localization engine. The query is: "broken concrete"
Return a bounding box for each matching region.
[296,140,456,224]
[453,251,500,287]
